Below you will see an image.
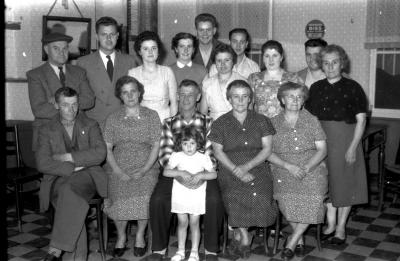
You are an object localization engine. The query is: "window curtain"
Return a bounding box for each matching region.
[365,0,400,49]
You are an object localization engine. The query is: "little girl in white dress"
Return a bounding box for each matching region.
[164,127,216,261]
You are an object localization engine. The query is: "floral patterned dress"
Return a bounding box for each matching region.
[248,70,303,118]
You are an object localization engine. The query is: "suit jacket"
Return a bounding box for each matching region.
[26,62,94,150]
[192,38,225,72]
[36,112,107,212]
[297,68,308,84]
[77,51,138,124]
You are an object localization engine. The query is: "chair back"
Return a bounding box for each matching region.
[6,125,22,168]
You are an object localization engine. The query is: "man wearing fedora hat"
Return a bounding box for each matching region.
[27,32,94,151]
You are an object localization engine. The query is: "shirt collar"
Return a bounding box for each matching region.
[99,50,115,62]
[48,62,66,77]
[176,60,192,68]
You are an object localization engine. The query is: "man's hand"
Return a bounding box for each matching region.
[52,153,74,163]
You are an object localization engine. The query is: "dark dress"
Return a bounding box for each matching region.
[306,77,368,207]
[209,110,277,227]
[271,110,328,224]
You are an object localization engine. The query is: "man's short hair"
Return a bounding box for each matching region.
[229,28,249,42]
[179,79,200,93]
[195,13,217,29]
[171,32,198,57]
[304,38,328,49]
[55,87,78,103]
[96,16,118,33]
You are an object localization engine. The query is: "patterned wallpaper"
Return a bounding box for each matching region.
[273,0,370,94]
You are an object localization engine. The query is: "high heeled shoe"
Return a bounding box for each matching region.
[321,230,335,241]
[112,247,126,257]
[133,245,147,257]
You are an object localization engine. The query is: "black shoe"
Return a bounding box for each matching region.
[134,245,147,257]
[42,253,61,261]
[294,244,305,257]
[281,248,295,260]
[330,236,346,245]
[205,254,219,261]
[113,247,127,257]
[321,230,335,241]
[147,253,164,261]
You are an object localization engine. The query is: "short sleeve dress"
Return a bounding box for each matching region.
[128,65,177,122]
[306,77,368,207]
[102,106,161,220]
[209,110,277,227]
[271,109,328,224]
[169,151,214,215]
[248,70,303,118]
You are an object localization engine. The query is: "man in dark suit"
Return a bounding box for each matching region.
[36,87,107,261]
[27,33,94,151]
[77,16,139,124]
[192,13,224,72]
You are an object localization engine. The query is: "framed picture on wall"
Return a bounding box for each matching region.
[42,16,91,61]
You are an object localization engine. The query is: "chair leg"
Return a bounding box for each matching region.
[316,224,322,251]
[263,227,269,255]
[15,183,23,232]
[96,202,106,261]
[222,214,228,254]
[273,212,281,255]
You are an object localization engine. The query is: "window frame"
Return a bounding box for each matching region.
[368,48,400,119]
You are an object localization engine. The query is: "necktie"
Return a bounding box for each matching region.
[106,55,114,81]
[58,66,66,87]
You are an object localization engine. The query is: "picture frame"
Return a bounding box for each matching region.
[42,16,91,61]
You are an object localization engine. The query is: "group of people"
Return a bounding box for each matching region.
[27,12,368,261]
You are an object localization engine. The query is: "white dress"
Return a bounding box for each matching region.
[128,65,177,122]
[168,151,214,215]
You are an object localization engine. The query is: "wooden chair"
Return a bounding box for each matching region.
[221,210,322,257]
[6,121,42,232]
[221,211,281,256]
[48,196,108,261]
[383,139,400,204]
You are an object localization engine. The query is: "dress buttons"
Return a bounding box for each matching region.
[253,192,257,196]
[293,130,297,133]
[294,137,298,141]
[244,142,248,145]
[295,147,299,150]
[243,128,246,131]
[251,183,254,186]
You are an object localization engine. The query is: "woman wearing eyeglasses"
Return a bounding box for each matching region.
[268,82,328,260]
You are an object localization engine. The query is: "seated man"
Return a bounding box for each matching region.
[36,87,107,261]
[149,79,225,261]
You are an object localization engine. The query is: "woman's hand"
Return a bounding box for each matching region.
[113,169,131,181]
[240,173,255,183]
[345,145,357,164]
[285,163,306,179]
[232,164,251,179]
[132,168,146,179]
